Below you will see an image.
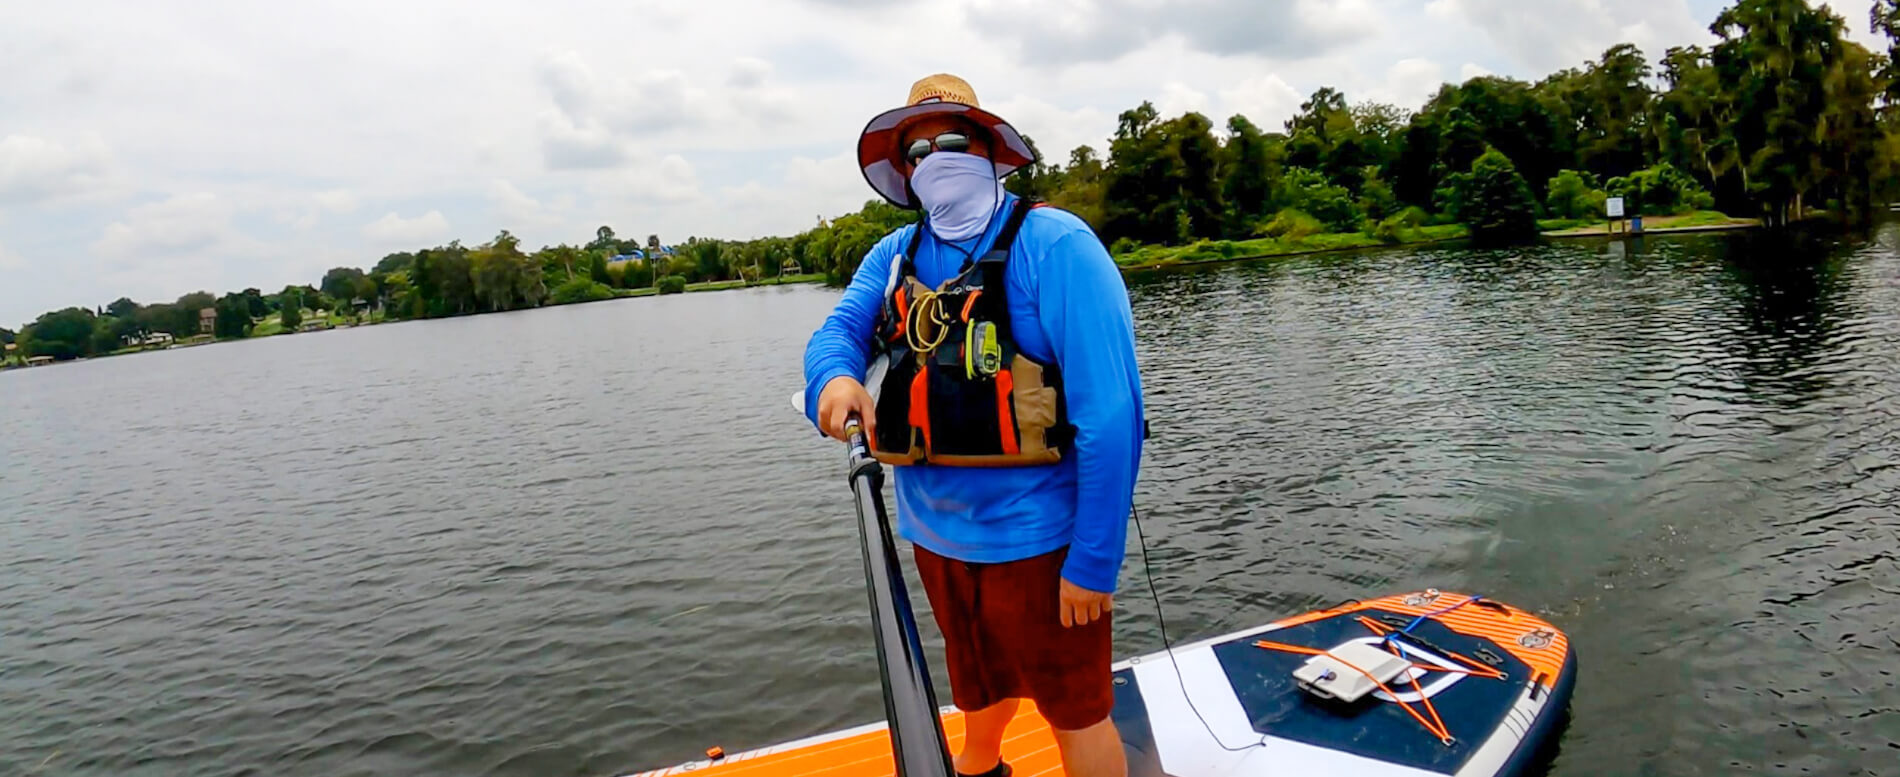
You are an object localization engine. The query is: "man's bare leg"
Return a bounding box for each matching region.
[954,698,1020,775]
[1051,716,1127,777]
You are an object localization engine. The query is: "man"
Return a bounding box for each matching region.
[802,74,1145,777]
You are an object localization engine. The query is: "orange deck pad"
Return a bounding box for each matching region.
[631,702,1067,777]
[1268,592,1571,687]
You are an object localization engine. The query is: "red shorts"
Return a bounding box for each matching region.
[912,545,1114,731]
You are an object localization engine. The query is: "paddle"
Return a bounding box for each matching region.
[794,391,954,776]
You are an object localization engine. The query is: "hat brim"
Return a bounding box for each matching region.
[857,101,1037,209]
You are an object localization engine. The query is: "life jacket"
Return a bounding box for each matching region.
[868,198,1075,467]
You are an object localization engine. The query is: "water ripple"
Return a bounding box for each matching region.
[3,234,1897,776]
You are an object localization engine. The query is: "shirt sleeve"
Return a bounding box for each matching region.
[1034,228,1146,593]
[802,230,905,432]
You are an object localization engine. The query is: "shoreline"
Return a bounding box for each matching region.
[1110,212,1762,273]
[1,222,1768,372]
[0,274,832,371]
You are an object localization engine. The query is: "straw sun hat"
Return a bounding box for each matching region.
[856,74,1039,209]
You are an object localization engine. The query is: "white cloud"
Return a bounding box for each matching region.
[984,95,1118,164]
[0,133,113,204]
[1218,74,1305,130]
[1155,81,1212,119]
[537,52,715,137]
[1427,0,1707,73]
[715,151,868,239]
[93,193,237,258]
[0,240,22,271]
[967,0,1379,66]
[487,179,574,236]
[1368,58,1447,109]
[361,210,450,245]
[1461,63,1495,81]
[728,57,773,89]
[283,188,360,229]
[313,189,357,214]
[539,112,633,170]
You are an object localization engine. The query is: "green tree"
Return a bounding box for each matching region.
[1436,107,1490,181]
[373,252,415,275]
[134,303,178,337]
[379,272,411,319]
[213,293,252,339]
[320,267,367,302]
[586,225,619,254]
[1871,0,1900,105]
[1569,43,1654,179]
[1165,112,1226,241]
[620,258,655,289]
[1654,45,1742,206]
[1350,101,1412,171]
[1711,0,1854,225]
[432,242,475,315]
[280,289,303,330]
[1005,134,1058,200]
[90,317,123,354]
[1049,145,1108,229]
[1275,167,1359,232]
[1356,168,1400,223]
[469,230,540,312]
[241,288,268,318]
[1220,115,1279,235]
[20,308,97,360]
[410,248,439,317]
[535,244,586,282]
[1545,170,1604,219]
[658,275,688,294]
[549,276,615,304]
[1459,149,1540,245]
[1103,101,1171,243]
[1605,163,1715,215]
[173,292,215,335]
[105,297,139,319]
[589,251,613,285]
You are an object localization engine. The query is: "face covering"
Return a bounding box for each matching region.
[910,151,1004,242]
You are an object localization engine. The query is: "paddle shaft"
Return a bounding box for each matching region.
[843,418,955,777]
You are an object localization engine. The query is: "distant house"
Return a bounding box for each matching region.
[198,307,216,334]
[120,332,174,348]
[26,355,54,367]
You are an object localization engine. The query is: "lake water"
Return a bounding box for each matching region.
[2,227,1896,777]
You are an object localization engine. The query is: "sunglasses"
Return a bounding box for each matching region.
[905,132,972,165]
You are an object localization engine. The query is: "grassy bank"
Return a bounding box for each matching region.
[1113,224,1471,269]
[1111,210,1759,270]
[1542,210,1758,236]
[614,273,825,298]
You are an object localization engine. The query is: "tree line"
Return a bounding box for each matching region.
[995,0,1900,249]
[9,0,1898,364]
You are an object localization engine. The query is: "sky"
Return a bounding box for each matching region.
[0,0,1885,326]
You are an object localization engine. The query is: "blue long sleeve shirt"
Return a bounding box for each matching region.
[802,195,1145,593]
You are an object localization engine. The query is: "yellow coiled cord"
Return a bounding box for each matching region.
[905,289,953,355]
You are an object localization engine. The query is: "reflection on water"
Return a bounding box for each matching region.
[1,226,1895,777]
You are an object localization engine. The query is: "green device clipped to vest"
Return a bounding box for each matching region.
[966,320,1002,379]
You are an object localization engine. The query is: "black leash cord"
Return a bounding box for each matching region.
[1132,505,1268,754]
